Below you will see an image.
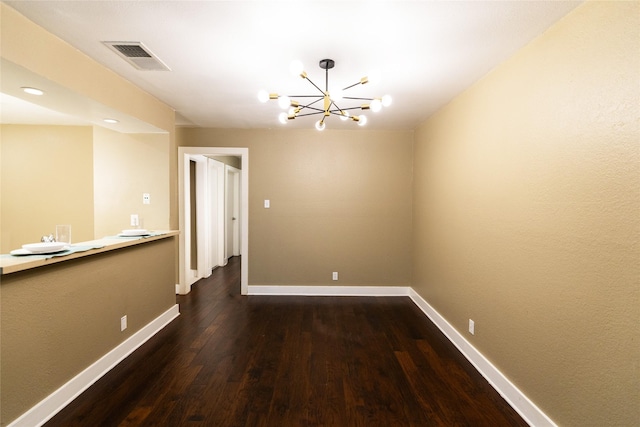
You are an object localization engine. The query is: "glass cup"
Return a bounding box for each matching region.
[56,224,71,244]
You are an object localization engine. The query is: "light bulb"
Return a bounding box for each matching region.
[370,99,382,112]
[382,94,392,107]
[330,88,343,102]
[290,60,304,77]
[257,90,269,103]
[278,95,290,109]
[358,115,367,126]
[340,111,350,121]
[367,69,381,85]
[315,120,326,131]
[278,112,288,124]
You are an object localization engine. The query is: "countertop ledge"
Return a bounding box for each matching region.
[0,231,179,275]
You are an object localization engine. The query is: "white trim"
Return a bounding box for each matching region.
[224,165,241,259]
[407,289,556,427]
[179,153,203,294]
[245,284,555,426]
[248,285,410,296]
[207,158,226,271]
[178,147,249,295]
[195,155,209,281]
[12,284,555,426]
[8,305,180,427]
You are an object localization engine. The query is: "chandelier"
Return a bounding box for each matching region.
[258,59,392,130]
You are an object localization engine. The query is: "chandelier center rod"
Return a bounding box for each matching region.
[319,59,335,92]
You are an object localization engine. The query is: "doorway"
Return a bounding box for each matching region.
[225,165,241,260]
[178,147,249,295]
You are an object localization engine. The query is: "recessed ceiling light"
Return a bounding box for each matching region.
[103,118,119,124]
[21,87,44,96]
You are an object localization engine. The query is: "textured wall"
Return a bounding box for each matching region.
[0,237,177,426]
[0,125,171,252]
[93,127,171,237]
[177,128,414,287]
[0,125,94,252]
[412,2,639,425]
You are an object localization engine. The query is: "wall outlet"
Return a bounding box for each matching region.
[332,272,338,281]
[143,193,150,204]
[469,319,475,335]
[264,199,270,208]
[121,315,127,331]
[130,214,139,227]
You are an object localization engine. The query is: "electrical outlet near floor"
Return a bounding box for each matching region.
[469,319,475,335]
[121,315,127,332]
[332,272,338,281]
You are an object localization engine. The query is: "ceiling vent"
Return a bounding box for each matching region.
[103,41,171,71]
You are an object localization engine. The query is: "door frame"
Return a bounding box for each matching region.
[178,147,249,295]
[208,158,226,270]
[225,165,241,260]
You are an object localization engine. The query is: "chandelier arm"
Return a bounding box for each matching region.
[299,98,324,109]
[295,110,326,118]
[299,105,324,112]
[342,96,375,101]
[304,76,327,95]
[328,110,351,117]
[332,106,363,112]
[341,81,363,91]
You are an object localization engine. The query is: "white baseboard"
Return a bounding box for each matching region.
[8,304,180,427]
[407,289,556,427]
[248,285,410,296]
[11,286,554,427]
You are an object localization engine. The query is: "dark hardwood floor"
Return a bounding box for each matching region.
[45,257,527,426]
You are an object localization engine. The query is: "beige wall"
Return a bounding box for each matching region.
[93,127,170,237]
[0,125,95,252]
[177,128,414,287]
[0,124,171,252]
[412,2,639,426]
[210,155,242,170]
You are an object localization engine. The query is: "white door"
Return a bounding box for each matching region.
[225,165,241,259]
[178,147,249,296]
[183,154,208,288]
[208,158,226,269]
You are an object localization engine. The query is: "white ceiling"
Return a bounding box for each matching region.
[2,0,582,131]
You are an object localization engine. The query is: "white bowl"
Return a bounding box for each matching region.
[120,229,149,236]
[22,242,69,254]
